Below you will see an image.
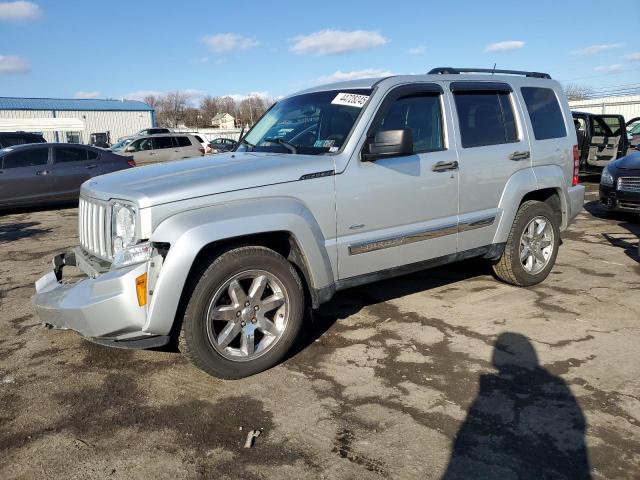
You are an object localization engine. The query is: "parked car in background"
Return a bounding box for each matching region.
[109,137,135,152]
[114,133,203,165]
[600,150,640,215]
[192,134,209,153]
[0,143,134,208]
[0,131,46,148]
[89,132,111,148]
[627,117,640,148]
[208,137,237,154]
[136,127,171,136]
[33,67,584,379]
[573,112,631,173]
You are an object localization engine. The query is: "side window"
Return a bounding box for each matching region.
[373,94,444,152]
[591,118,610,137]
[521,87,567,140]
[176,136,191,147]
[138,138,154,151]
[602,117,622,136]
[454,91,518,148]
[65,131,82,144]
[153,137,174,149]
[2,148,49,169]
[55,147,86,163]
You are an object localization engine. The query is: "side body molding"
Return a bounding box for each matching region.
[143,197,335,335]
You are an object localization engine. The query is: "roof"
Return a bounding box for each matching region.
[212,112,234,120]
[0,97,154,112]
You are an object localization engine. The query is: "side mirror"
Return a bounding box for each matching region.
[125,146,135,153]
[361,129,414,162]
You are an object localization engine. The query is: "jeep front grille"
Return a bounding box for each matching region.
[618,176,640,193]
[78,197,111,260]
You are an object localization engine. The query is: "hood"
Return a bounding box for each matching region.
[81,152,335,208]
[613,151,640,172]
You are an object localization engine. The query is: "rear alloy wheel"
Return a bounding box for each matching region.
[179,246,304,379]
[492,200,560,286]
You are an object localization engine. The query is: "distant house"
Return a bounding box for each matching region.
[211,112,235,129]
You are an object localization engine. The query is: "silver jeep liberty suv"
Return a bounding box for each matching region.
[33,67,585,378]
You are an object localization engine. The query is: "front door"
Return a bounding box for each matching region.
[335,84,459,280]
[0,146,53,205]
[449,82,532,252]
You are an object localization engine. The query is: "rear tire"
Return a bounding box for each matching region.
[492,200,560,287]
[179,246,304,379]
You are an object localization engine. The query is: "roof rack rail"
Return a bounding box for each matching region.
[428,67,551,79]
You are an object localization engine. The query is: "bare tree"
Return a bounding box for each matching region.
[142,95,159,109]
[563,83,593,101]
[156,90,192,127]
[200,95,221,126]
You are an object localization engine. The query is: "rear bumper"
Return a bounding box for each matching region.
[32,250,168,347]
[566,184,585,226]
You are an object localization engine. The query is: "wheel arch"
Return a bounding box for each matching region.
[143,198,336,336]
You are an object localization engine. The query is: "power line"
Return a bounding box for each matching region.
[558,66,640,83]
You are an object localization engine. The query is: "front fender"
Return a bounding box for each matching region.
[143,197,334,335]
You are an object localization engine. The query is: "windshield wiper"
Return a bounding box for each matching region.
[264,137,298,154]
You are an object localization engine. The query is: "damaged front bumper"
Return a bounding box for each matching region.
[31,247,169,349]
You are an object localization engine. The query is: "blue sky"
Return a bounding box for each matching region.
[1,0,639,103]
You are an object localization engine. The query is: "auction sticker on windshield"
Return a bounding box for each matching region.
[332,92,369,108]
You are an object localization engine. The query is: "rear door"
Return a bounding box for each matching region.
[152,136,177,162]
[450,81,532,251]
[0,146,53,205]
[51,145,96,200]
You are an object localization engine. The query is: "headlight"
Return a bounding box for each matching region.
[600,167,614,187]
[113,241,153,268]
[111,202,137,253]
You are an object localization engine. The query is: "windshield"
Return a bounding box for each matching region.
[238,89,372,155]
[111,138,134,151]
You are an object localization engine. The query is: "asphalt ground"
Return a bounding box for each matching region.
[1,181,639,479]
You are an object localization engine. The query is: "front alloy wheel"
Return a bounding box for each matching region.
[179,246,304,379]
[206,271,289,361]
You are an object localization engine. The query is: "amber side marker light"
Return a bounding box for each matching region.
[135,273,147,306]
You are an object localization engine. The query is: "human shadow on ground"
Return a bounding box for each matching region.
[442,332,591,480]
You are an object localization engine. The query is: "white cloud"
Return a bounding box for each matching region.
[74,91,100,99]
[290,29,387,55]
[484,40,525,53]
[624,52,640,61]
[123,90,164,101]
[594,64,623,73]
[316,68,393,84]
[0,1,40,21]
[0,54,28,73]
[407,46,426,55]
[202,33,259,53]
[224,91,271,102]
[572,44,623,56]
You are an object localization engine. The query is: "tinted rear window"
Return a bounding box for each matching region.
[0,133,45,147]
[2,147,49,169]
[55,147,87,163]
[454,91,518,148]
[176,136,192,147]
[521,87,567,140]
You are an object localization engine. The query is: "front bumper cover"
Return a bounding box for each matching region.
[32,249,169,348]
[600,183,640,213]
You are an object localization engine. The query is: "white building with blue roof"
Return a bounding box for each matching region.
[0,97,155,144]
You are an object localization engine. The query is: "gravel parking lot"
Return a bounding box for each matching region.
[1,182,639,479]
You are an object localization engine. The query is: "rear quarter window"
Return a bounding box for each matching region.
[176,136,192,147]
[521,87,567,140]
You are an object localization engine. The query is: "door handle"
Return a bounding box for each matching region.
[35,170,50,176]
[432,160,459,172]
[86,164,98,170]
[509,151,531,161]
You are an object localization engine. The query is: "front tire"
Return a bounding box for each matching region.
[179,246,304,379]
[492,200,560,287]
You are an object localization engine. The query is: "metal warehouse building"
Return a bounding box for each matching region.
[569,95,640,119]
[0,97,155,144]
